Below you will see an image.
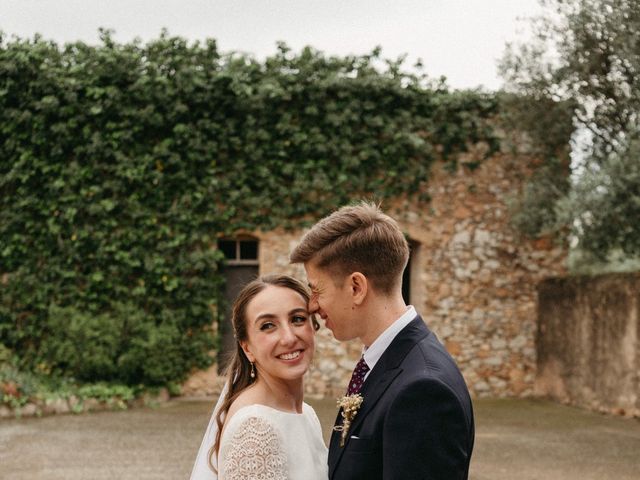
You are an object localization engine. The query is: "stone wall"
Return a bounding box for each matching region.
[183,150,568,399]
[536,273,639,417]
[389,151,567,398]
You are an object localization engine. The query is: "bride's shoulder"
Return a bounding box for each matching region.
[226,389,259,419]
[220,403,277,450]
[218,403,289,479]
[302,402,323,426]
[224,390,268,428]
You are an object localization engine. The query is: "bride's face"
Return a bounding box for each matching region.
[240,285,315,383]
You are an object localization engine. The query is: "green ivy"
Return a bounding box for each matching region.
[0,31,499,386]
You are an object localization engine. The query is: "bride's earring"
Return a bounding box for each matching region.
[250,362,256,378]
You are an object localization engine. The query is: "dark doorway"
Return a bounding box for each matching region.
[402,240,418,305]
[217,237,259,373]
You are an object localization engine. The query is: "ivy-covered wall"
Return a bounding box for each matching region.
[0,31,498,386]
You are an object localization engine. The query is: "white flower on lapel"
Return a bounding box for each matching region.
[333,394,364,447]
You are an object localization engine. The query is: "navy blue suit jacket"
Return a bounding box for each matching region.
[328,316,474,479]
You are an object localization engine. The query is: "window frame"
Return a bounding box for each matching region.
[218,237,259,266]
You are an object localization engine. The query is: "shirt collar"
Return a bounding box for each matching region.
[363,305,417,375]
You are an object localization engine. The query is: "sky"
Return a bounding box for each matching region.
[0,0,542,91]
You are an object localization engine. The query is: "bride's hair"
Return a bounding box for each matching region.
[208,274,318,472]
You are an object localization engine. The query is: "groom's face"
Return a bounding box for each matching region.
[304,261,358,341]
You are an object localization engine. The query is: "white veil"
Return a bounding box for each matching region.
[189,382,229,480]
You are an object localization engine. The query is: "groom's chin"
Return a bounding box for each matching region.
[329,330,350,342]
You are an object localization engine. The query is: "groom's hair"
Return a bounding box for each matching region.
[290,201,409,294]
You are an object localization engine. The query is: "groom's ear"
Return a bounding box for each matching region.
[349,272,368,306]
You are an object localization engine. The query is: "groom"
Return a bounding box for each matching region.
[291,201,474,479]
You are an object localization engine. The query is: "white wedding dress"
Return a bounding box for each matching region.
[218,403,328,480]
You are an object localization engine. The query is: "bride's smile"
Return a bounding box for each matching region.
[277,349,303,361]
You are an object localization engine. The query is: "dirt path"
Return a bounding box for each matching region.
[1,398,638,479]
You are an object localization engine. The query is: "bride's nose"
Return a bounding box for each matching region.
[279,324,297,345]
[280,324,297,345]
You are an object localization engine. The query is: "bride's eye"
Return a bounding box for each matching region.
[259,321,275,331]
[291,315,308,325]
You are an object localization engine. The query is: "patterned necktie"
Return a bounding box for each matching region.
[346,356,370,395]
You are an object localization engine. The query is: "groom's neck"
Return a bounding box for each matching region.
[359,292,407,347]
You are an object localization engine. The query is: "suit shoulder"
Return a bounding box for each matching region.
[405,329,460,373]
[399,336,472,408]
[387,375,473,428]
[392,373,459,400]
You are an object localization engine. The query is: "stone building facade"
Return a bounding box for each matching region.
[182,149,567,399]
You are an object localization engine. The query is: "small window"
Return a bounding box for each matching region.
[239,240,258,260]
[218,240,236,260]
[218,237,259,265]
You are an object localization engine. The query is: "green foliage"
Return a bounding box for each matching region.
[499,0,640,258]
[77,383,135,409]
[39,303,196,384]
[498,93,574,237]
[1,344,144,414]
[0,31,498,385]
[558,137,640,259]
[1,354,40,408]
[508,157,571,237]
[568,248,640,275]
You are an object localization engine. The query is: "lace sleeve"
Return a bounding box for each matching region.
[220,415,288,480]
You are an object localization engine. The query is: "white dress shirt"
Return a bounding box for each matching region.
[362,305,417,380]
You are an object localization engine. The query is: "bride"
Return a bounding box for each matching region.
[190,275,328,480]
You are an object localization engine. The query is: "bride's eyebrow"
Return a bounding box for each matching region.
[254,313,276,324]
[254,308,308,323]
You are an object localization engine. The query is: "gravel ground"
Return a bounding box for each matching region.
[1,397,639,480]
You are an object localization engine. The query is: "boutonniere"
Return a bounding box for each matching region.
[333,393,364,447]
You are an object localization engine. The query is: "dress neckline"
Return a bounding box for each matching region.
[239,402,307,416]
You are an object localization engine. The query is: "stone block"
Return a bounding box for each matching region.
[20,403,38,417]
[452,231,471,246]
[445,340,462,357]
[43,398,69,415]
[454,206,472,219]
[474,381,490,393]
[485,356,503,367]
[490,338,507,350]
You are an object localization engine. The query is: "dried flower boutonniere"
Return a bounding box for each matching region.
[333,393,364,447]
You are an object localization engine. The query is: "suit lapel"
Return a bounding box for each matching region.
[328,316,431,477]
[328,366,402,475]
